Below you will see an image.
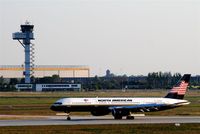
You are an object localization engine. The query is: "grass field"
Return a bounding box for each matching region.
[0,124,200,134]
[0,91,199,134]
[0,90,199,115]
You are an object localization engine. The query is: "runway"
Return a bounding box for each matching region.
[0,115,200,126]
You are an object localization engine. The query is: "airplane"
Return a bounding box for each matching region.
[50,74,191,120]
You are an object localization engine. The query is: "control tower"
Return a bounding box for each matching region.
[12,21,35,83]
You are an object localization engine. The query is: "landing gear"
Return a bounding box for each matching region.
[67,116,71,120]
[114,115,123,120]
[126,115,135,120]
[65,112,71,120]
[112,109,123,120]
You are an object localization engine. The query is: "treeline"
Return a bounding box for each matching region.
[83,72,182,90]
[0,76,19,91]
[146,72,182,89]
[1,72,200,91]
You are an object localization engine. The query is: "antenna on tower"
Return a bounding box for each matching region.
[25,20,30,25]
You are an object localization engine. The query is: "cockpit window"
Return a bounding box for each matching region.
[54,102,62,105]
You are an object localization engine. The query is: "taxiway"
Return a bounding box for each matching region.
[0,115,200,126]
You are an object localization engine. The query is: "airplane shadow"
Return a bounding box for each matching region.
[51,118,138,121]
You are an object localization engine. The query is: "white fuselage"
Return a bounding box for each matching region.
[54,97,190,107]
[50,97,190,118]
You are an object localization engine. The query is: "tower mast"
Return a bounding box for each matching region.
[12,21,35,83]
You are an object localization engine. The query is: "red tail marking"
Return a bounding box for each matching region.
[170,81,188,95]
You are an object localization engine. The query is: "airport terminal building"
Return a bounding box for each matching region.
[15,83,81,92]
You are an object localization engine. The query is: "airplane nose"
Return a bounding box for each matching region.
[50,103,67,112]
[50,105,56,111]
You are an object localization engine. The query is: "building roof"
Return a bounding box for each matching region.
[0,65,89,71]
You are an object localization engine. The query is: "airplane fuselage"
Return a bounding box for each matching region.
[51,97,189,113]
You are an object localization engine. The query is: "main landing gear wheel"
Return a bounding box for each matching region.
[67,116,71,120]
[126,115,135,120]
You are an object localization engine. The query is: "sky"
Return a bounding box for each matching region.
[0,0,200,76]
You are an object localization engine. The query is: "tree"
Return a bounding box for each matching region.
[9,78,19,85]
[52,74,61,83]
[40,76,53,83]
[0,76,4,89]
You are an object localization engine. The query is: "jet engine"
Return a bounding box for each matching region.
[90,107,110,116]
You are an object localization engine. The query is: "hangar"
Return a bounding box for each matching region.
[0,65,90,78]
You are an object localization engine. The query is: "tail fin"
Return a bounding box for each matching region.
[165,74,191,99]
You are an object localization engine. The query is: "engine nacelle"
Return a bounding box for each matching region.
[90,107,110,116]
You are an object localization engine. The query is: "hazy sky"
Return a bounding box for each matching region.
[1,0,200,76]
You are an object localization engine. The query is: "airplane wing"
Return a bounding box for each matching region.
[109,103,167,112]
